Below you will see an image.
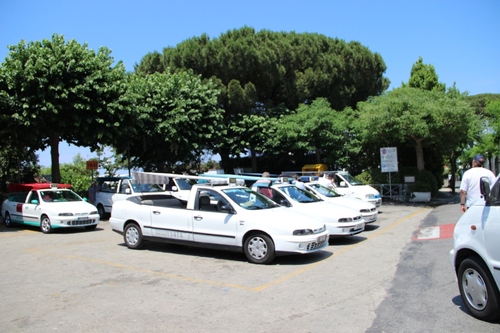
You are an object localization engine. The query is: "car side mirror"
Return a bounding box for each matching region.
[480,176,491,202]
[339,181,347,187]
[171,186,178,192]
[125,188,131,194]
[218,204,234,214]
[279,199,291,207]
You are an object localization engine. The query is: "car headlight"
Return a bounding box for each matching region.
[58,212,74,216]
[293,229,314,235]
[338,217,353,222]
[90,211,98,215]
[365,194,375,199]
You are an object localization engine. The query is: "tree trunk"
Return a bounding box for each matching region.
[250,148,257,172]
[415,139,425,171]
[449,151,457,194]
[315,150,322,164]
[50,133,61,183]
[219,150,232,174]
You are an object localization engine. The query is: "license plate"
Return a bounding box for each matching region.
[77,217,88,220]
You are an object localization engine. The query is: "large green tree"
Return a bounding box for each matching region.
[136,27,389,172]
[117,71,223,172]
[1,34,130,182]
[270,98,351,168]
[357,87,480,174]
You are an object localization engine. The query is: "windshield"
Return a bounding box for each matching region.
[131,181,165,193]
[174,179,192,191]
[280,185,322,203]
[39,190,83,202]
[222,187,279,210]
[308,184,342,198]
[339,173,364,186]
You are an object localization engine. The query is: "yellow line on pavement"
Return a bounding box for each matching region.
[22,207,430,292]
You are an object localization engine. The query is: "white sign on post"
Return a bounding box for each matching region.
[380,147,398,173]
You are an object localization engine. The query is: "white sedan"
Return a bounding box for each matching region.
[252,181,365,237]
[110,184,329,264]
[304,182,378,223]
[1,183,99,233]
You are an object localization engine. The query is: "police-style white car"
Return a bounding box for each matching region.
[1,183,99,233]
[450,176,500,322]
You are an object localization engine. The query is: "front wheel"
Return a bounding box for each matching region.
[243,234,275,264]
[40,215,52,234]
[458,256,500,322]
[97,204,108,220]
[124,223,143,249]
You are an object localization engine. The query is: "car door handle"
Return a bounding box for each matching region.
[152,211,161,215]
[194,215,203,220]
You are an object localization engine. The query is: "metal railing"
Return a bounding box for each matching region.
[371,183,411,202]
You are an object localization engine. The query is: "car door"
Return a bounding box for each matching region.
[191,189,238,246]
[148,198,193,241]
[482,180,500,284]
[22,191,42,224]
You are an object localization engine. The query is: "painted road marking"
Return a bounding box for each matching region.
[413,223,455,240]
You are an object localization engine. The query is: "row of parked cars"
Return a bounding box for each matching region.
[2,172,499,322]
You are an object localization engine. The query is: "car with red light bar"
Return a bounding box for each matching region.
[450,176,500,322]
[1,183,99,233]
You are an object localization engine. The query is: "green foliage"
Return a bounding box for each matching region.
[357,87,480,171]
[1,34,129,183]
[43,154,95,197]
[118,71,223,171]
[138,27,389,172]
[403,57,446,92]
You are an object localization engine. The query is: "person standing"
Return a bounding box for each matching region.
[88,180,97,206]
[459,154,496,212]
[318,173,335,189]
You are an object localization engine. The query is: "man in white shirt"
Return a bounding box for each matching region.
[318,173,335,189]
[459,154,496,212]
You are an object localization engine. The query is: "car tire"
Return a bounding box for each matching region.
[84,225,97,231]
[40,215,52,234]
[243,233,275,264]
[4,212,12,227]
[124,223,143,249]
[458,256,500,322]
[97,204,108,220]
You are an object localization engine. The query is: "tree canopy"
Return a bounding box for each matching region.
[135,26,390,172]
[1,33,130,182]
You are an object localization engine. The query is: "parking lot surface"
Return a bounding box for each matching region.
[1,204,432,332]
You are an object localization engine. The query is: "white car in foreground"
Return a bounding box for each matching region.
[252,181,365,237]
[304,182,378,224]
[1,183,99,233]
[110,182,329,264]
[450,176,500,322]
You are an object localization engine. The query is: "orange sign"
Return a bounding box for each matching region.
[86,160,99,170]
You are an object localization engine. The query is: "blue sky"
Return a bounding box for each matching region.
[1,0,499,167]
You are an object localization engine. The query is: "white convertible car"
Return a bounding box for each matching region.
[1,183,99,233]
[110,181,329,264]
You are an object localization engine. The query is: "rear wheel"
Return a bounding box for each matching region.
[124,223,143,249]
[4,212,12,227]
[40,215,52,234]
[243,233,275,264]
[458,256,500,322]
